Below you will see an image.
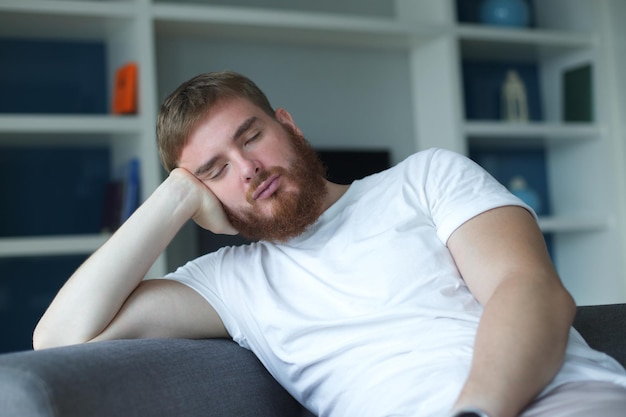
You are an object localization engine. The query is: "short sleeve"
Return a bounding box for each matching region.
[421,148,534,244]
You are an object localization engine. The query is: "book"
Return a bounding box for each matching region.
[100,158,141,231]
[120,158,141,224]
[563,64,593,122]
[100,181,123,233]
[112,62,138,114]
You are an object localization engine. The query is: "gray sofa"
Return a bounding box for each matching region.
[0,304,624,417]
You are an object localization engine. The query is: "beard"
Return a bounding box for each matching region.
[223,125,328,243]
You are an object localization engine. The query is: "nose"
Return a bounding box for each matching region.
[240,156,261,182]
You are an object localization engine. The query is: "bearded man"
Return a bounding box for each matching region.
[34,71,626,417]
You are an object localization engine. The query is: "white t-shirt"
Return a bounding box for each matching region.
[163,148,626,417]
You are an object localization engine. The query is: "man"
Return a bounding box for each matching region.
[33,71,626,417]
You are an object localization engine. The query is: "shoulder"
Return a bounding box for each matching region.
[344,148,479,204]
[371,148,478,191]
[346,148,470,196]
[167,242,265,281]
[392,147,474,176]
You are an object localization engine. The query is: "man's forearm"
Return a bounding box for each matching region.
[33,173,199,349]
[453,278,576,417]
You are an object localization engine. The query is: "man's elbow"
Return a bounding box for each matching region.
[32,321,90,351]
[32,323,63,351]
[550,283,577,332]
[32,326,54,351]
[562,288,577,324]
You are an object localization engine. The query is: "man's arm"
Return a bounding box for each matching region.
[33,169,235,350]
[447,205,576,417]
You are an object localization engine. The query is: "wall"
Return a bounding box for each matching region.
[156,38,416,166]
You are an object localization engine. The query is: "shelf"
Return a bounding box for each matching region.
[464,121,602,148]
[0,0,136,40]
[0,115,142,134]
[0,115,143,146]
[0,234,110,258]
[457,24,596,61]
[0,0,135,16]
[153,3,441,49]
[538,215,607,234]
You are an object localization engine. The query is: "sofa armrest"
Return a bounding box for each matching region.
[574,303,626,368]
[9,305,622,417]
[0,338,306,417]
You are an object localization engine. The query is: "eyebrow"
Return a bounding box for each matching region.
[232,116,257,141]
[193,116,258,177]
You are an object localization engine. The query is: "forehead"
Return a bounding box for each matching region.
[197,97,264,135]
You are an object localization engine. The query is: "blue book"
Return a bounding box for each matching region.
[120,158,141,224]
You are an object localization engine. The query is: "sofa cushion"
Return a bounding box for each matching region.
[0,338,304,417]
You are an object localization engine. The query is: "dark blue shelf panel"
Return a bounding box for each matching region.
[0,255,87,353]
[470,147,550,216]
[0,38,108,114]
[463,60,543,121]
[0,146,111,237]
[470,146,554,257]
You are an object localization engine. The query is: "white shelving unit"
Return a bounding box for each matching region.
[151,2,434,46]
[447,0,626,305]
[0,0,165,276]
[1,0,625,306]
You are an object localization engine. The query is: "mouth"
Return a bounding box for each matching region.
[251,173,281,201]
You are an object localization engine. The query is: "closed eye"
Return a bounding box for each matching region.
[244,131,261,146]
[208,163,229,180]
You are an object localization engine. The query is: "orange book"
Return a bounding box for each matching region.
[112,62,138,114]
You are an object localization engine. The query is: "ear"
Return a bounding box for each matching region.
[275,108,303,137]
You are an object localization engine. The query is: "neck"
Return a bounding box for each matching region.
[321,181,350,212]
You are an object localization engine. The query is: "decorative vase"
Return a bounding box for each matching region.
[480,0,530,28]
[509,176,542,213]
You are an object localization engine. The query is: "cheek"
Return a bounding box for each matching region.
[262,139,293,163]
[208,179,247,210]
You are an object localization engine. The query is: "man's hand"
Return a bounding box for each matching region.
[169,168,238,235]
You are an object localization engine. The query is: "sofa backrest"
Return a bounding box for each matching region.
[574,304,626,367]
